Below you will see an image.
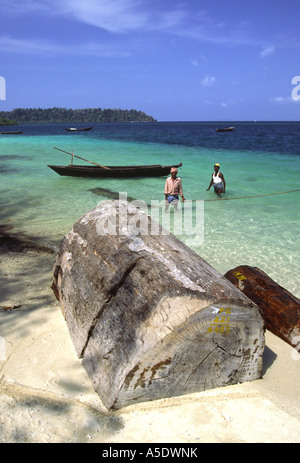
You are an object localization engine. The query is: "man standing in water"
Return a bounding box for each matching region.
[207,163,226,197]
[164,167,185,210]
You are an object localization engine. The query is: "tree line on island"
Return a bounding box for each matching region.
[0,107,157,124]
[0,117,17,126]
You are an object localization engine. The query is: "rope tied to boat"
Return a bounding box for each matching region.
[202,189,300,201]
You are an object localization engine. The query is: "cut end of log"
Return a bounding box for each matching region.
[82,296,264,409]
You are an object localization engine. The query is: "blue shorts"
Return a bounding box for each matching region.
[167,194,179,203]
[213,183,223,191]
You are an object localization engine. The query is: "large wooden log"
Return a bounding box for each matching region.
[52,200,265,410]
[224,265,300,348]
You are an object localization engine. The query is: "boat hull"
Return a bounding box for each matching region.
[216,127,235,132]
[48,163,182,178]
[1,131,23,134]
[66,127,93,131]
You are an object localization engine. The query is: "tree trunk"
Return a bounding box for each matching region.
[52,201,265,410]
[224,265,300,348]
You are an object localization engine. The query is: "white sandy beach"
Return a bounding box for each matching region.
[0,247,299,443]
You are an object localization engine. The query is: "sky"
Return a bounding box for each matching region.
[1,0,300,121]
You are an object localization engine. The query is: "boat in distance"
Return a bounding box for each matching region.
[1,131,23,134]
[216,127,235,132]
[66,127,93,131]
[48,162,183,178]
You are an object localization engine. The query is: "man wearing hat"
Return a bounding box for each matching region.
[164,167,185,210]
[207,163,226,196]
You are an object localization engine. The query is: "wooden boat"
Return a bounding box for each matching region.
[48,162,183,178]
[66,127,93,132]
[216,127,235,132]
[1,131,23,134]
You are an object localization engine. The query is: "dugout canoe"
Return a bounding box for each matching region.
[48,162,183,178]
[216,127,235,132]
[1,131,23,134]
[66,127,93,131]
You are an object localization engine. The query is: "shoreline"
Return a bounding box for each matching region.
[0,232,299,443]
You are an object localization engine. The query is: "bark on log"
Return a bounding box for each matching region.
[52,201,265,410]
[224,265,300,348]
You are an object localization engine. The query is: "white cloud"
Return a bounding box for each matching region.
[2,0,191,36]
[1,0,270,47]
[271,96,285,103]
[260,45,275,58]
[201,75,216,87]
[1,1,287,58]
[220,98,234,108]
[271,96,300,103]
[0,35,130,57]
[191,55,208,67]
[157,9,187,29]
[58,0,148,33]
[2,0,49,14]
[0,35,52,54]
[57,0,191,34]
[2,0,149,33]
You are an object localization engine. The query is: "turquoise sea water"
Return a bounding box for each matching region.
[1,121,300,297]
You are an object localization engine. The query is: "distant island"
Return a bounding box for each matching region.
[0,107,157,124]
[0,117,18,126]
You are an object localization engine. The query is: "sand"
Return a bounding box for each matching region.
[0,246,299,443]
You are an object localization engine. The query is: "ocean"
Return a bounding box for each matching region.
[1,121,299,297]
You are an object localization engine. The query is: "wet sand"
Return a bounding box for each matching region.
[0,236,299,443]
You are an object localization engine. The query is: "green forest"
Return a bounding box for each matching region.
[0,107,157,124]
[0,117,17,126]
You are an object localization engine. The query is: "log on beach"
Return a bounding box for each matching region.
[52,200,265,410]
[224,265,300,348]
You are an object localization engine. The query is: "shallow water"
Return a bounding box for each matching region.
[1,121,299,296]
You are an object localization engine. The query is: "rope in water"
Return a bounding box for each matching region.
[91,187,300,203]
[185,189,300,202]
